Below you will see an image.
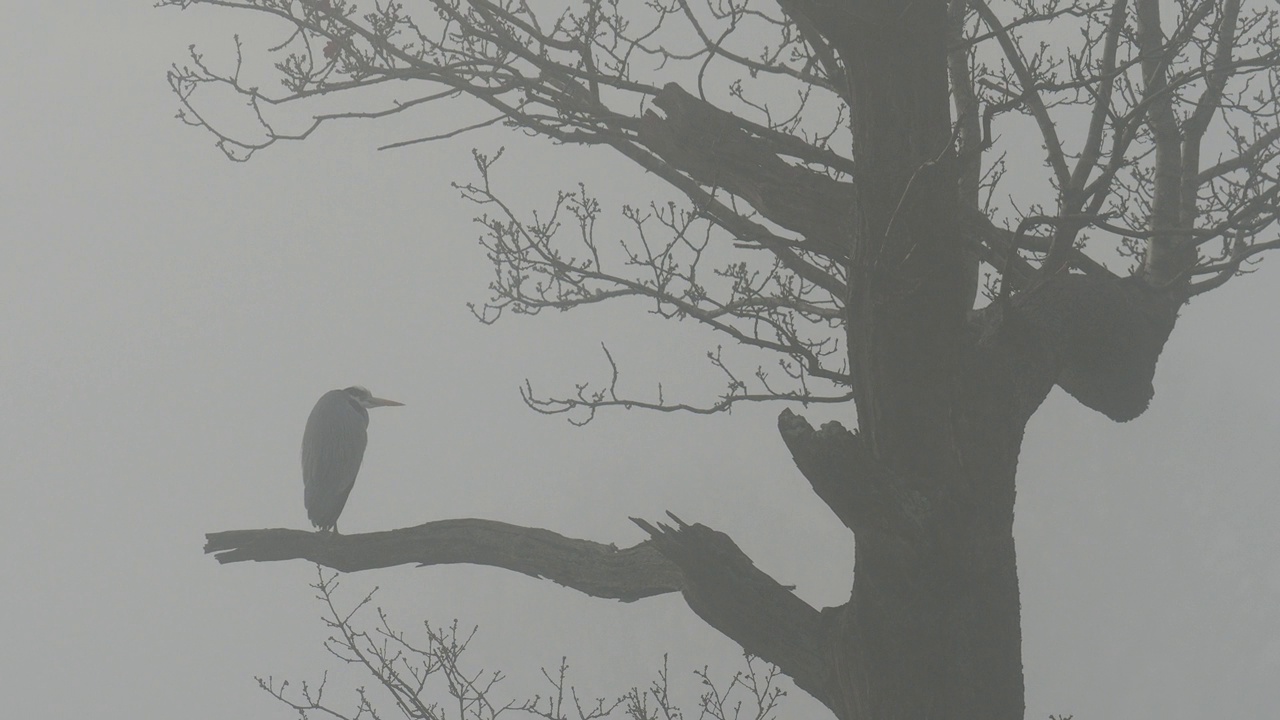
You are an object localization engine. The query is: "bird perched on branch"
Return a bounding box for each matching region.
[301,386,403,532]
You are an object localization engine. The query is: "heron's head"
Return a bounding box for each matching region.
[343,386,405,409]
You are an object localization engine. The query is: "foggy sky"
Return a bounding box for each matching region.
[2,3,1277,719]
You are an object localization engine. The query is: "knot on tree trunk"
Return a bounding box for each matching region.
[1015,274,1180,421]
[776,409,904,533]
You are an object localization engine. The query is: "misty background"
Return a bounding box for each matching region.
[2,2,1277,718]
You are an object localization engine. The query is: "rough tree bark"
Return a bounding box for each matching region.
[186,0,1279,717]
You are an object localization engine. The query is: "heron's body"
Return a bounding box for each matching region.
[301,386,402,532]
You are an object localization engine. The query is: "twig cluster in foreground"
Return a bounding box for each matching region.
[258,567,787,720]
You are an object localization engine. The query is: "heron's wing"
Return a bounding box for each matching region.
[301,390,369,530]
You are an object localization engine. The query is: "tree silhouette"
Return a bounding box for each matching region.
[173,1,1280,717]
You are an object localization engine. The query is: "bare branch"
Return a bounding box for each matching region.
[972,0,1072,189]
[166,0,1280,407]
[205,520,683,602]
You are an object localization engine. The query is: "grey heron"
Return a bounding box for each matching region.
[302,386,403,532]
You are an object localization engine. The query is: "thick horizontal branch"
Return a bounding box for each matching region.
[204,519,683,602]
[208,513,841,709]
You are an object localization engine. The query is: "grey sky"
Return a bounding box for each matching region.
[2,2,1277,718]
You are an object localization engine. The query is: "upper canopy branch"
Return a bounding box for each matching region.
[956,0,1280,291]
[167,0,1280,426]
[460,149,852,419]
[638,83,855,261]
[166,0,862,420]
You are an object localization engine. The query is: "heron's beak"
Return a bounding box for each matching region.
[369,397,405,407]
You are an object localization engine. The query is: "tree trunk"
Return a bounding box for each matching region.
[842,4,1021,712]
[778,5,1180,717]
[781,271,1177,719]
[788,368,1032,720]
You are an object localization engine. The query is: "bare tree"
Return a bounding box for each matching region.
[174,0,1280,717]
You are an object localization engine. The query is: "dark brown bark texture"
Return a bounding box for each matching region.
[204,1,1184,718]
